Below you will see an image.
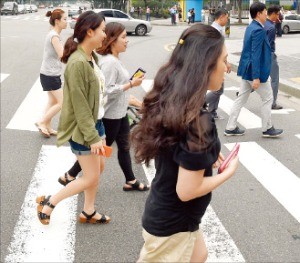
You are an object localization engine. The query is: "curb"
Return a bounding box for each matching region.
[230,63,300,99]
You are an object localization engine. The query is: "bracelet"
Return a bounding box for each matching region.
[129,80,133,88]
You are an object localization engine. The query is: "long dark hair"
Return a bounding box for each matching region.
[97,22,125,55]
[61,11,105,63]
[131,23,224,166]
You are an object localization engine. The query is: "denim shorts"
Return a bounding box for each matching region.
[69,119,105,155]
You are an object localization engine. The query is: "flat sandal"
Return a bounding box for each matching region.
[79,210,111,224]
[36,195,55,225]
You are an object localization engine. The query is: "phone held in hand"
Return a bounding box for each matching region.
[130,67,146,80]
[218,143,240,174]
[98,145,113,158]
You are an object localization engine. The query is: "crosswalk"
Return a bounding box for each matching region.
[2,73,300,262]
[0,14,72,23]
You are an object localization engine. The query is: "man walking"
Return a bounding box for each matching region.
[224,2,283,138]
[206,9,231,119]
[265,5,283,110]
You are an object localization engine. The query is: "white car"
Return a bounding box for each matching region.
[25,4,37,13]
[282,14,300,34]
[18,4,27,14]
[68,5,80,17]
[70,8,152,36]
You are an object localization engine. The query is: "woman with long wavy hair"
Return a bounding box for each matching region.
[132,24,239,262]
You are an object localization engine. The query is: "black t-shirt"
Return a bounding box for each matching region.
[142,111,221,237]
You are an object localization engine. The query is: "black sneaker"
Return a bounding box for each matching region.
[272,104,283,110]
[262,126,283,137]
[224,126,245,136]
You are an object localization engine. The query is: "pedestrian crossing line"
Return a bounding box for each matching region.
[5,145,77,263]
[142,160,245,262]
[225,142,300,223]
[224,86,240,91]
[141,79,154,93]
[271,108,295,115]
[6,77,48,132]
[1,73,9,83]
[219,94,262,129]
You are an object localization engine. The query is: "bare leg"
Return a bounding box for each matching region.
[82,156,105,217]
[41,154,102,217]
[38,89,63,130]
[190,229,208,263]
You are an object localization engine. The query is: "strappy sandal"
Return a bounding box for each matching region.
[79,210,111,224]
[123,180,149,192]
[35,122,50,138]
[58,172,75,186]
[36,195,55,225]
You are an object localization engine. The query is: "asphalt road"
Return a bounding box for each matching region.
[1,11,300,262]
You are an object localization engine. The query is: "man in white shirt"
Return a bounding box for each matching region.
[205,9,231,119]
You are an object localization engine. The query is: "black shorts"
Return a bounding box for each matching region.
[40,73,62,91]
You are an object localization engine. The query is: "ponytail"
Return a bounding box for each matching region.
[61,36,78,64]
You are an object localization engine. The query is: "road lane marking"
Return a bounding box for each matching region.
[271,108,295,115]
[224,86,240,91]
[219,94,262,129]
[296,134,300,139]
[141,79,154,93]
[5,145,77,263]
[6,77,48,132]
[142,160,245,262]
[225,142,300,223]
[1,73,9,83]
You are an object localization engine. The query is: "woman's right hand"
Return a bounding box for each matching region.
[90,140,105,155]
[131,76,144,87]
[223,156,239,177]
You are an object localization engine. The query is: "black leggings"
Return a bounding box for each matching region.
[67,115,136,182]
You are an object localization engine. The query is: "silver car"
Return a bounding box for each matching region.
[282,14,300,34]
[70,8,152,36]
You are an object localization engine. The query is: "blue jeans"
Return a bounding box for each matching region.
[69,119,105,155]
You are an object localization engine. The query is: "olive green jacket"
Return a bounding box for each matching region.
[57,46,100,147]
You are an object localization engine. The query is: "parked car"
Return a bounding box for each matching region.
[70,8,152,36]
[282,14,300,34]
[17,4,27,14]
[68,5,80,17]
[25,4,37,13]
[1,2,18,15]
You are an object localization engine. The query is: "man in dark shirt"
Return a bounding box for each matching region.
[265,5,283,110]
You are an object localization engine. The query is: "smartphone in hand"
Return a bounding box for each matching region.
[99,145,113,158]
[218,143,240,174]
[130,67,146,80]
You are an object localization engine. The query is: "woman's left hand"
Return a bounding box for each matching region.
[213,152,225,169]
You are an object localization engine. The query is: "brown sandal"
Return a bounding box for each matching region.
[36,195,55,225]
[79,210,111,224]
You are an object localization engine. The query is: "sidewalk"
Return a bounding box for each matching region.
[151,18,300,98]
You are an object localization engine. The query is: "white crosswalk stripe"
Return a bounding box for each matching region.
[225,142,300,223]
[6,77,47,132]
[5,146,77,263]
[1,73,10,83]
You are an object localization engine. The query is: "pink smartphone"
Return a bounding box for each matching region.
[218,143,240,174]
